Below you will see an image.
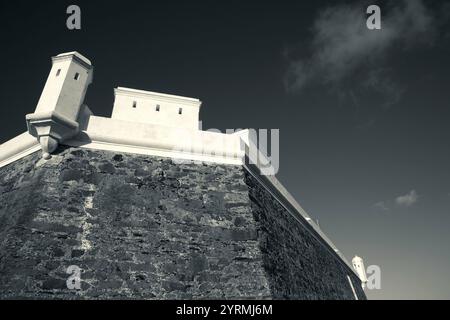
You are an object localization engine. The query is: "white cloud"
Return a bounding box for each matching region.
[284,0,437,111]
[286,0,435,91]
[374,201,389,211]
[395,190,419,207]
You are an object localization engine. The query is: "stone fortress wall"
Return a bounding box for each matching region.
[0,51,366,300]
[0,147,365,299]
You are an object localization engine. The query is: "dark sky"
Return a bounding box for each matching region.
[1,0,449,299]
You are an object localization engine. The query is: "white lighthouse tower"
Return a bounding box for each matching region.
[26,52,93,159]
[352,255,368,288]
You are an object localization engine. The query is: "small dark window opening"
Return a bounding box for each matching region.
[178,108,183,115]
[132,101,137,108]
[56,69,61,77]
[74,73,80,80]
[156,105,160,112]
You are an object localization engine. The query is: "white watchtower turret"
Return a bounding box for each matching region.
[26,52,93,159]
[352,255,368,288]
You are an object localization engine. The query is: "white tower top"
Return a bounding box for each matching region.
[34,51,93,118]
[352,255,368,287]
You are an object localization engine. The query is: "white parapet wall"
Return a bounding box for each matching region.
[111,87,202,130]
[0,132,41,168]
[68,111,244,165]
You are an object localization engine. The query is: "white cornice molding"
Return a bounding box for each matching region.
[66,139,243,166]
[52,51,93,70]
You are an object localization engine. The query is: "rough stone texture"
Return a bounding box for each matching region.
[245,173,366,300]
[0,147,366,300]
